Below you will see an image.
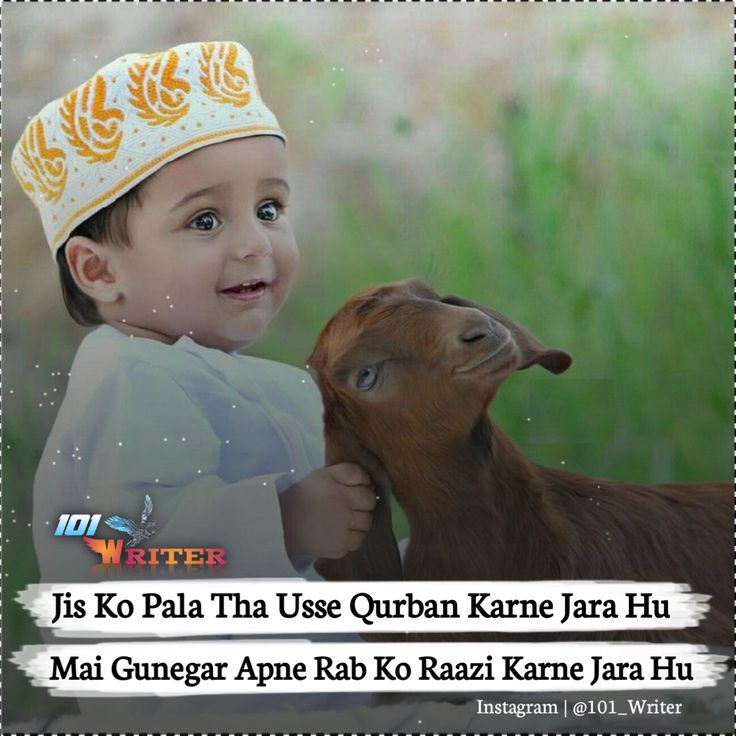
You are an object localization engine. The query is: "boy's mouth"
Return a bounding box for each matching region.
[220,278,271,302]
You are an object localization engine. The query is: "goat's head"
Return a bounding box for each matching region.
[309,278,571,581]
[309,278,572,456]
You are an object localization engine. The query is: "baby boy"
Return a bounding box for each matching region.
[12,41,376,582]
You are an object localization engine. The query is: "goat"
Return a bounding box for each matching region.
[308,278,733,646]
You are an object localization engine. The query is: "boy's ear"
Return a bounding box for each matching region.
[65,236,121,304]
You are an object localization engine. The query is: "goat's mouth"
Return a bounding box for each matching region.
[454,336,513,374]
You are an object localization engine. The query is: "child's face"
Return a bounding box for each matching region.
[106,136,298,351]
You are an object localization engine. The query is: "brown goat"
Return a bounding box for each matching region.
[308,278,733,646]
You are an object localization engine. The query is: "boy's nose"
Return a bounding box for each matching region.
[232,223,272,259]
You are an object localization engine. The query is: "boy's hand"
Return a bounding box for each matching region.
[278,463,377,558]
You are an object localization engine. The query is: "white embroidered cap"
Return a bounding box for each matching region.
[11,41,286,257]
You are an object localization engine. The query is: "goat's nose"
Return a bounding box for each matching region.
[460,318,494,344]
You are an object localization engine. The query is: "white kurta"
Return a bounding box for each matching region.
[33,324,326,583]
[31,327,377,723]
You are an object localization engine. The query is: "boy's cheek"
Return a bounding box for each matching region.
[278,243,300,295]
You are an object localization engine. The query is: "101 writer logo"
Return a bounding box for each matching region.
[54,494,227,568]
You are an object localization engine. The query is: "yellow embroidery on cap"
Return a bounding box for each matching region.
[16,117,67,203]
[53,123,282,248]
[128,50,191,127]
[199,42,251,107]
[60,75,124,164]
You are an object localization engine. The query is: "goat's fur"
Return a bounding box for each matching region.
[308,279,733,645]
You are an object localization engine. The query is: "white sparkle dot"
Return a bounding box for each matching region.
[331,82,336,87]
[164,437,168,442]
[309,119,314,124]
[197,469,202,474]
[14,289,18,293]
[290,469,295,473]
[379,59,383,63]
[340,67,344,72]
[561,460,565,465]
[86,495,90,500]
[504,32,507,37]
[152,309,157,313]
[155,478,159,483]
[526,417,531,421]
[181,437,186,442]
[225,439,230,444]
[9,390,13,394]
[189,331,194,335]
[169,304,174,308]
[39,403,43,408]
[263,481,267,486]
[52,461,56,466]
[56,450,61,454]
[118,441,123,446]
[232,404,237,409]
[46,521,50,525]
[122,319,127,323]
[35,364,39,368]
[332,66,336,71]
[166,295,170,299]
[301,379,306,383]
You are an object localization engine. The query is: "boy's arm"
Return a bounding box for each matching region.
[46,359,299,579]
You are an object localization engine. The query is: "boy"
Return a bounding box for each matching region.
[12,41,376,582]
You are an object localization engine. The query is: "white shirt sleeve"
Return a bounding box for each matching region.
[70,358,298,578]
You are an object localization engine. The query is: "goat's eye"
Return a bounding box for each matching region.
[356,365,379,391]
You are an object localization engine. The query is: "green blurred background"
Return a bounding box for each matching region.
[3,3,732,726]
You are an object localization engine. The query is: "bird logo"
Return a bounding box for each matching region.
[104,494,157,547]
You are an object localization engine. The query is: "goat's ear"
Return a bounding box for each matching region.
[315,409,403,582]
[442,294,572,375]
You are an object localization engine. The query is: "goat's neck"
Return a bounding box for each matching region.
[383,416,560,578]
[385,416,540,523]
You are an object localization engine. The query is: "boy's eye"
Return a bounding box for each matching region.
[257,201,280,222]
[187,211,222,232]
